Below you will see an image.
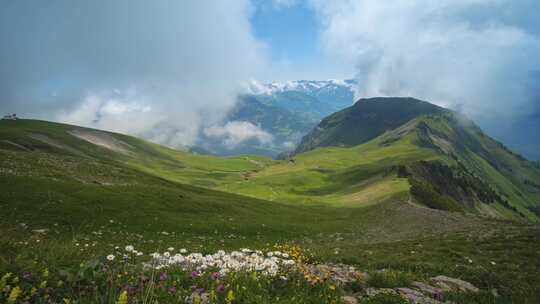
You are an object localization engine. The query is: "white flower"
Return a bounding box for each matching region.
[490,261,496,265]
[106,254,115,261]
[168,247,174,252]
[163,252,170,257]
[180,248,187,254]
[125,245,134,252]
[137,252,143,256]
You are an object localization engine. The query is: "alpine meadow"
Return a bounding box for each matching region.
[1,1,540,304]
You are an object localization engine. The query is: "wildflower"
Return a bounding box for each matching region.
[136,251,143,256]
[490,261,496,265]
[7,286,22,304]
[226,290,235,304]
[329,285,336,290]
[211,272,220,280]
[217,284,225,293]
[125,245,134,252]
[116,290,128,304]
[167,247,174,251]
[159,273,168,281]
[107,254,115,261]
[180,248,188,254]
[191,271,199,278]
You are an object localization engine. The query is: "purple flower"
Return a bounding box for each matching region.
[169,287,177,294]
[191,271,199,278]
[217,284,225,293]
[211,272,221,280]
[159,273,168,281]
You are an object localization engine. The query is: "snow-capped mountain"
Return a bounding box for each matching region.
[246,79,357,97]
[195,79,358,157]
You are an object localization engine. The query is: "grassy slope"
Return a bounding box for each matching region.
[1,119,540,301]
[294,97,447,154]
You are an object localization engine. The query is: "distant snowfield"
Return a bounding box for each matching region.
[244,79,357,96]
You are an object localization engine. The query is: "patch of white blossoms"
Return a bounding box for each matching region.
[145,248,295,276]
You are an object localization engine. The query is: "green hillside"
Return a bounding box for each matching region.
[294,97,447,154]
[1,116,540,302]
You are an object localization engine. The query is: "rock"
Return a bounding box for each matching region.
[364,287,398,297]
[412,281,445,300]
[32,229,49,234]
[301,263,366,285]
[341,295,358,304]
[431,275,479,293]
[396,288,441,304]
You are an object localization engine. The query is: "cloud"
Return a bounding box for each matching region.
[310,0,540,120]
[0,0,268,147]
[204,121,273,148]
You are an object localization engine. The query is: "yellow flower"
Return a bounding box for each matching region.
[7,286,22,304]
[226,290,235,304]
[116,290,128,304]
[329,285,336,290]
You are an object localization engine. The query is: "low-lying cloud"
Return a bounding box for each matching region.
[204,121,273,148]
[311,0,540,120]
[1,0,267,148]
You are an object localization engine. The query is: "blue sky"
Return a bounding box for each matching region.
[250,0,353,80]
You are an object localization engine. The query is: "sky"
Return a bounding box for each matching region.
[1,0,539,158]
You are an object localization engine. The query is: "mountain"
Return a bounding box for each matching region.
[245,79,356,119]
[288,97,540,221]
[198,79,356,157]
[294,97,447,154]
[197,95,318,156]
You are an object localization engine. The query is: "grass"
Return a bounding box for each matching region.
[1,119,540,302]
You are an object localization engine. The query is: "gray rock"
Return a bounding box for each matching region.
[412,281,445,300]
[431,275,479,293]
[341,295,358,304]
[364,287,398,297]
[396,287,441,304]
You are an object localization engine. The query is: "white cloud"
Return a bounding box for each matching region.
[3,1,269,148]
[204,121,273,148]
[310,0,540,119]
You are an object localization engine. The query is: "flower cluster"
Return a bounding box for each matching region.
[145,248,296,276]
